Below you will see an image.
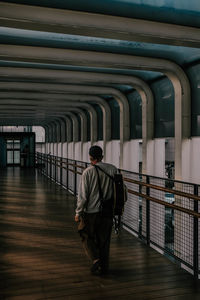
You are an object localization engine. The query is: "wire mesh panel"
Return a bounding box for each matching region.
[140,175,147,239]
[68,159,75,193]
[149,177,165,252]
[56,157,61,184]
[62,158,68,188]
[51,157,55,181]
[44,155,48,177]
[76,161,86,196]
[48,156,51,178]
[122,171,140,235]
[60,158,63,185]
[42,155,47,176]
[174,210,193,268]
[164,184,175,256]
[174,182,194,269]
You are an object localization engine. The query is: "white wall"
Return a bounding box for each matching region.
[50,143,54,155]
[32,126,45,143]
[147,139,165,177]
[74,142,82,161]
[46,143,50,154]
[123,140,141,172]
[57,143,62,157]
[62,142,68,158]
[53,143,58,156]
[68,142,75,159]
[42,143,46,153]
[41,137,200,184]
[82,142,91,162]
[43,139,163,174]
[35,143,43,153]
[182,137,200,184]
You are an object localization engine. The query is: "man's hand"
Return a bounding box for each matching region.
[74,215,80,222]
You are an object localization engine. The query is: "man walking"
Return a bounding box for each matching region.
[75,145,118,275]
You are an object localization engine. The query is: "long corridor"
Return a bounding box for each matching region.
[0,168,200,300]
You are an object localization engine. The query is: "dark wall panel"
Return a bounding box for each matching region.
[151,78,174,138]
[188,64,200,136]
[107,98,120,140]
[127,91,142,139]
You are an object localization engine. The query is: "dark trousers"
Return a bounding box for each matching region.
[80,212,113,271]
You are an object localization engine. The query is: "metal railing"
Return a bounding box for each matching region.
[36,152,200,279]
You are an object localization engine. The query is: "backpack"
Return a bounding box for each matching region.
[112,173,127,216]
[94,165,127,233]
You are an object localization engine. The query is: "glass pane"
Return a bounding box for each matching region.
[14,140,20,149]
[7,140,13,149]
[7,151,13,164]
[14,151,20,164]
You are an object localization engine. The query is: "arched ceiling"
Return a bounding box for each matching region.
[0,0,200,128]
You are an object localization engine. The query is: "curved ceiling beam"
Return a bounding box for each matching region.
[58,118,66,143]
[0,119,45,126]
[0,67,152,138]
[0,2,200,47]
[48,121,56,143]
[43,124,49,143]
[54,120,61,143]
[0,99,96,143]
[52,121,59,143]
[46,123,53,143]
[64,113,78,143]
[0,92,111,143]
[0,81,129,143]
[0,45,189,178]
[44,112,78,143]
[61,116,72,143]
[68,102,97,144]
[42,124,50,143]
[0,45,189,137]
[44,118,64,143]
[38,102,97,144]
[67,108,87,143]
[0,68,153,172]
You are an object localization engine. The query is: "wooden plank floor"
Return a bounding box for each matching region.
[0,167,200,300]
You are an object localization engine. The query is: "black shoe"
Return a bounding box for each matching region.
[90,260,101,275]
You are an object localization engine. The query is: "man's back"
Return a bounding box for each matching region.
[76,161,117,215]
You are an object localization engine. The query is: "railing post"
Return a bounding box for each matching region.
[54,156,57,182]
[146,175,150,246]
[46,154,48,176]
[41,154,44,174]
[193,184,199,280]
[50,155,52,179]
[74,160,77,196]
[36,152,38,171]
[66,158,69,190]
[60,157,63,186]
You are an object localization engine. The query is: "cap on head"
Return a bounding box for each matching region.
[89,145,103,159]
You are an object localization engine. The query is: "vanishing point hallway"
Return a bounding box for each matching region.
[0,168,200,300]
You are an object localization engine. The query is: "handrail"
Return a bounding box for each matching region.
[36,152,200,204]
[35,152,200,279]
[124,177,200,202]
[129,189,200,218]
[36,154,85,169]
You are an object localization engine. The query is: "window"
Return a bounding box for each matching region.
[6,139,20,165]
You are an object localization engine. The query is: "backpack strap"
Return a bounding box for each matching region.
[94,165,114,217]
[94,165,104,207]
[94,164,114,181]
